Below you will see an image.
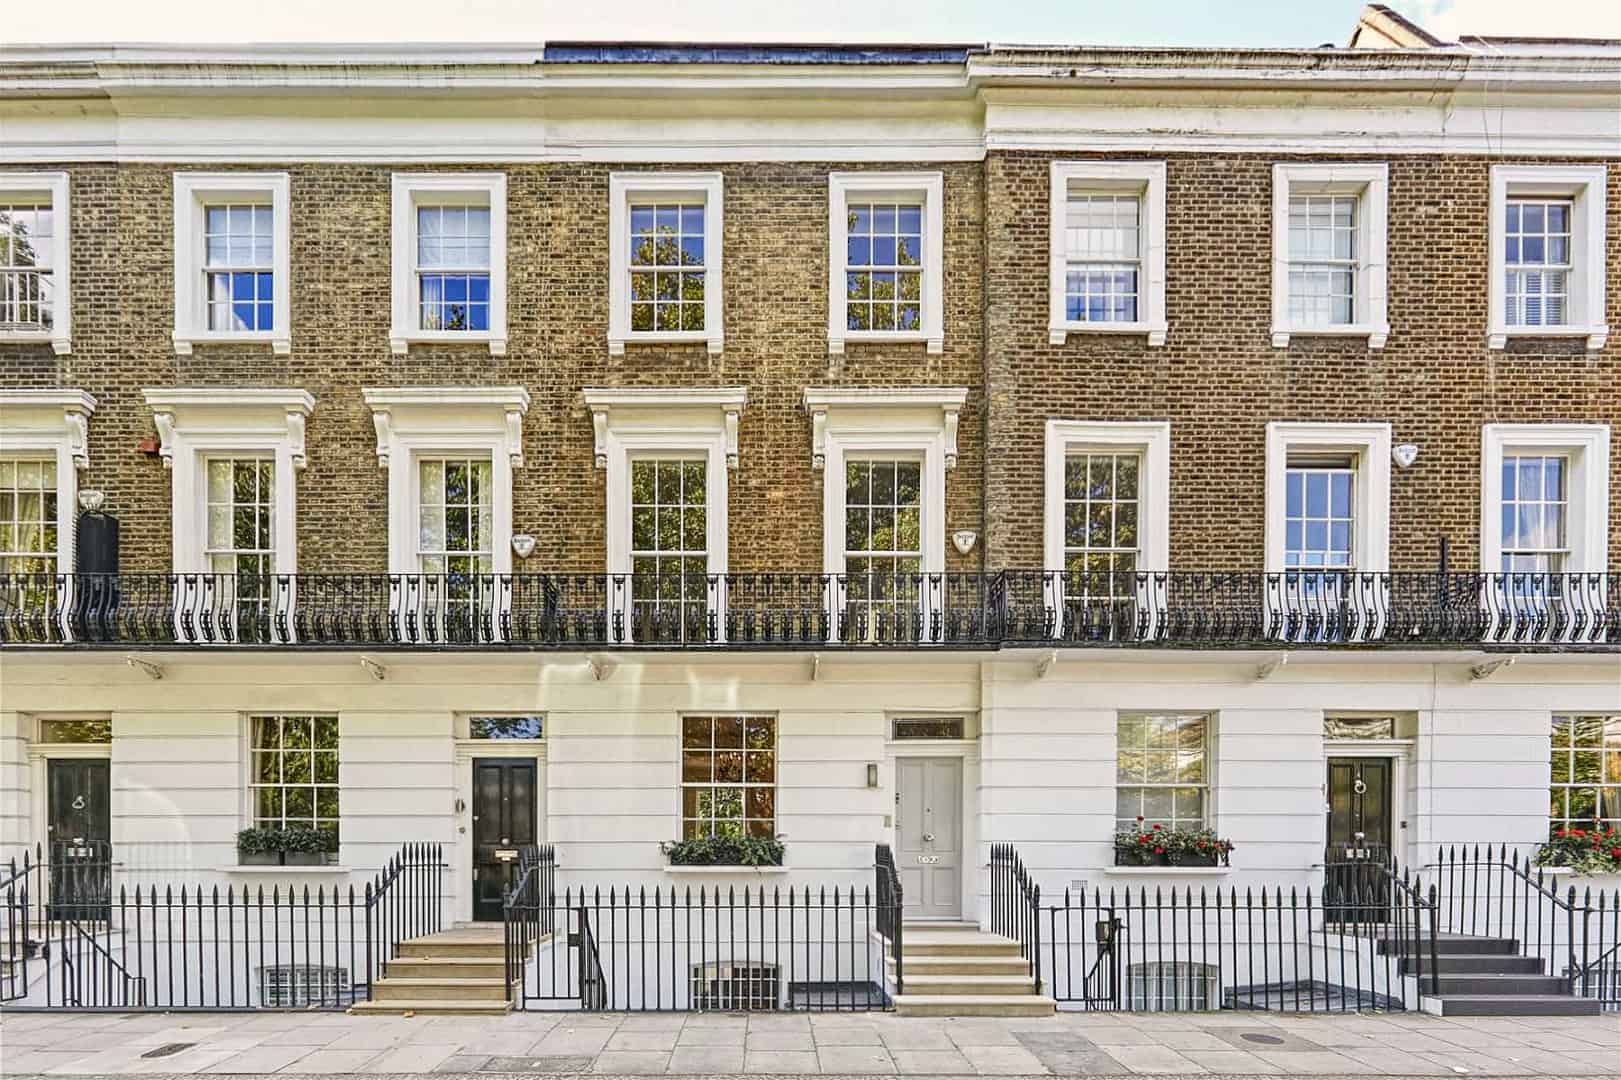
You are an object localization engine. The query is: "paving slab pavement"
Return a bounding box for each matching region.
[1,1007,1617,1076]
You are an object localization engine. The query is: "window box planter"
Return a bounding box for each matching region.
[1113,824,1234,869]
[237,826,337,868]
[661,835,785,869]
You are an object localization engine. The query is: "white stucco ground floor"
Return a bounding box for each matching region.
[3,647,1617,926]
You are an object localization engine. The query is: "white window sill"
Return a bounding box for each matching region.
[173,331,290,356]
[664,864,791,876]
[1271,324,1389,349]
[1103,865,1232,877]
[218,864,351,874]
[1049,321,1167,347]
[0,331,71,355]
[829,330,943,356]
[609,330,723,357]
[1488,325,1609,351]
[389,330,508,357]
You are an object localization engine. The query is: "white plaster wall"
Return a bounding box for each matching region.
[0,710,30,862]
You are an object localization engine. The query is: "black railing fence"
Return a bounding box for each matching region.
[873,844,904,998]
[3,570,1615,649]
[1036,861,1438,1012]
[1429,844,1621,1008]
[0,842,444,1010]
[502,885,897,1012]
[989,843,1041,993]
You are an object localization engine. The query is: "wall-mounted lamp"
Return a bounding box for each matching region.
[866,763,879,789]
[1392,443,1420,469]
[511,533,537,560]
[951,529,978,555]
[78,489,106,513]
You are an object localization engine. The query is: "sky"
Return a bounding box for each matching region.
[6,0,1618,47]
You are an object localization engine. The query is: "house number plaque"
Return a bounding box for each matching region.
[915,855,940,864]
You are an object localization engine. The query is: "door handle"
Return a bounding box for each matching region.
[922,833,935,843]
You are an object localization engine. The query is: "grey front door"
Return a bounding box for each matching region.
[896,757,961,920]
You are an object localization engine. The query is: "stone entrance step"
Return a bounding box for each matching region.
[351,925,525,1016]
[886,926,1054,1017]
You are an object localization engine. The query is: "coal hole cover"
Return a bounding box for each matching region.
[141,1043,195,1059]
[1241,1033,1286,1045]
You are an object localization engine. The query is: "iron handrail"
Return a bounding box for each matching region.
[989,842,1041,993]
[53,910,147,1008]
[2,570,1615,650]
[874,844,904,999]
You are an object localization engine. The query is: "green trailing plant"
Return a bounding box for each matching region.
[236,825,337,855]
[1535,826,1621,875]
[661,834,785,867]
[1113,818,1234,867]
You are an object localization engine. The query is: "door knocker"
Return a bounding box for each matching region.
[1352,778,1367,796]
[71,795,87,810]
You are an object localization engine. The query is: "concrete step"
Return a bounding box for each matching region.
[1430,974,1571,996]
[1377,934,1518,957]
[901,932,1023,958]
[892,973,1036,996]
[398,938,507,960]
[902,921,980,932]
[371,977,511,1003]
[888,954,1030,977]
[348,998,512,1017]
[1426,994,1602,1017]
[1401,954,1544,975]
[894,993,1056,1017]
[385,957,508,980]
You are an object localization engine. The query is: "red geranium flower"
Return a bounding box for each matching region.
[1610,848,1621,859]
[1152,824,1163,831]
[1153,847,1165,855]
[1555,828,1567,838]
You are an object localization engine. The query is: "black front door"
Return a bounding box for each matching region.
[471,759,537,922]
[47,759,111,917]
[1325,757,1393,923]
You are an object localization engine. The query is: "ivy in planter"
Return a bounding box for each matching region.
[237,826,338,866]
[1113,820,1234,868]
[661,834,785,867]
[1535,826,1621,875]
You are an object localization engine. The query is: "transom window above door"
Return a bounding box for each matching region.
[418,457,493,577]
[681,714,776,840]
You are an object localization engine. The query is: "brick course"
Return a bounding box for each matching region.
[983,151,1621,571]
[0,162,986,573]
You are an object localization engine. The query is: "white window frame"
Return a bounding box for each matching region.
[1488,165,1608,351]
[363,387,528,576]
[1048,161,1167,346]
[390,173,508,357]
[607,172,724,358]
[827,172,944,357]
[584,387,744,644]
[1271,164,1389,349]
[0,171,72,355]
[1042,421,1171,642]
[1264,423,1391,642]
[804,388,964,643]
[143,388,312,576]
[0,389,95,574]
[172,173,291,356]
[1480,424,1609,574]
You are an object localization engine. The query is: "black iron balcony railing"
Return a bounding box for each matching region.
[0,571,1614,651]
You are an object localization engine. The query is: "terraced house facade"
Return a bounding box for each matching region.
[0,4,1617,1017]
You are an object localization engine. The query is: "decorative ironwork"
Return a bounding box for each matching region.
[0,571,1614,650]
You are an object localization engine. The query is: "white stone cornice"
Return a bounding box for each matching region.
[0,389,98,470]
[801,386,968,471]
[582,387,748,471]
[361,386,531,471]
[142,388,316,471]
